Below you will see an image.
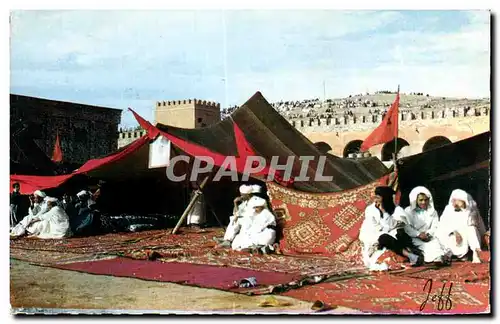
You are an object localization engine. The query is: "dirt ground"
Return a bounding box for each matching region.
[10,259,360,314]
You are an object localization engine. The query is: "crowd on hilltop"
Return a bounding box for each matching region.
[220,96,423,121]
[220,93,488,122]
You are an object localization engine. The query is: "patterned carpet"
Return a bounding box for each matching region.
[268,176,392,257]
[10,227,490,314]
[10,227,365,277]
[282,257,491,314]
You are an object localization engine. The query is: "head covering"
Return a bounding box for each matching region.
[248,196,267,208]
[409,186,435,211]
[33,190,47,198]
[448,189,476,210]
[77,190,89,198]
[374,186,396,216]
[250,184,262,194]
[45,197,58,203]
[375,186,395,198]
[239,185,252,194]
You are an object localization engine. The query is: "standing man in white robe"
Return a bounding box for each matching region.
[215,185,256,247]
[231,196,277,252]
[11,197,71,239]
[404,186,448,264]
[186,181,206,228]
[359,186,423,270]
[437,189,486,263]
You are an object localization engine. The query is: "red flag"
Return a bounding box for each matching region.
[360,91,399,152]
[51,133,63,163]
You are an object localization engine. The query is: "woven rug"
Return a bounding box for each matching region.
[282,256,491,314]
[267,175,391,257]
[10,227,365,277]
[10,227,490,313]
[53,257,302,294]
[10,227,221,256]
[9,248,108,266]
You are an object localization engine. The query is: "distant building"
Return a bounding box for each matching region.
[10,94,122,166]
[118,99,221,148]
[155,99,221,128]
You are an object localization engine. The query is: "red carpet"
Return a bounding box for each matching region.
[282,259,490,314]
[54,257,302,293]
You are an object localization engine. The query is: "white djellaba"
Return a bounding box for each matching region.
[403,186,446,263]
[222,185,256,242]
[231,196,276,251]
[436,189,486,263]
[11,197,72,239]
[359,202,409,271]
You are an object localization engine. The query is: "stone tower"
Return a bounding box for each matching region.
[155,99,221,128]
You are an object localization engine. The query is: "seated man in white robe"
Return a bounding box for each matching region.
[11,190,48,237]
[215,185,256,247]
[71,190,99,236]
[359,186,423,270]
[29,190,49,217]
[11,197,72,239]
[436,189,486,263]
[231,196,277,253]
[404,186,448,264]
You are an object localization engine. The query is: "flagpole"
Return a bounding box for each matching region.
[393,85,400,172]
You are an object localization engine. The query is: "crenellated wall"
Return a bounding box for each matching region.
[303,108,490,161]
[290,106,490,133]
[154,98,221,129]
[117,129,147,148]
[118,98,222,148]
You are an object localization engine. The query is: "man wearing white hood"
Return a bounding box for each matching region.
[11,197,72,239]
[437,189,486,263]
[28,190,49,217]
[11,190,47,235]
[215,184,258,247]
[359,186,423,270]
[404,186,448,264]
[231,196,277,252]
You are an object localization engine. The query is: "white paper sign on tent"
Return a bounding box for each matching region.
[148,135,171,168]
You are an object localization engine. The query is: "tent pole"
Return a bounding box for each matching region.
[172,175,210,234]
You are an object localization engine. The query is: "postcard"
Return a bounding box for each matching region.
[9,9,491,315]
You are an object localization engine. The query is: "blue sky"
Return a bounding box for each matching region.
[10,10,490,127]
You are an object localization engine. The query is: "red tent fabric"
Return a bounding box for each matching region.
[9,109,278,194]
[10,136,150,195]
[129,108,274,180]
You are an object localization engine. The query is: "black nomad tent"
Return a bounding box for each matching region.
[398,131,490,227]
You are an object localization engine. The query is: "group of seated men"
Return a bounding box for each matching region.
[10,186,100,239]
[360,186,488,270]
[210,183,489,265]
[10,182,488,269]
[214,184,277,254]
